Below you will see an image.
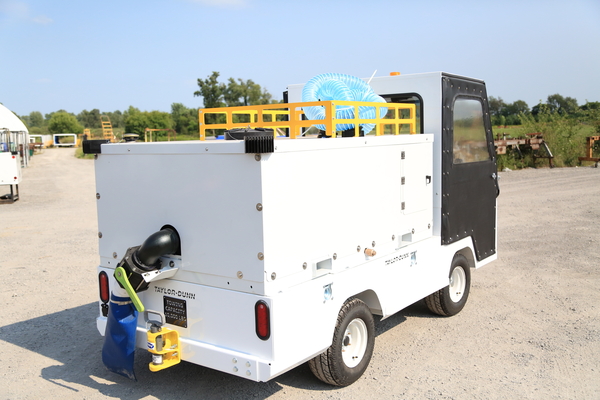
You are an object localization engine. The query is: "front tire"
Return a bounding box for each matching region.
[309,298,375,386]
[425,254,471,316]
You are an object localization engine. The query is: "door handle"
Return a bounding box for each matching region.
[491,172,500,197]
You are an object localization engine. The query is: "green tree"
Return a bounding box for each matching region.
[194,72,275,108]
[106,110,124,128]
[547,94,578,115]
[29,126,46,136]
[45,110,68,125]
[579,101,600,111]
[224,77,272,106]
[171,103,198,135]
[124,112,149,135]
[579,101,600,134]
[124,109,173,136]
[505,100,529,116]
[47,111,84,134]
[147,110,172,129]
[531,101,556,116]
[20,114,31,126]
[77,109,101,128]
[29,111,44,127]
[194,71,226,108]
[488,96,506,118]
[519,109,586,167]
[504,100,529,125]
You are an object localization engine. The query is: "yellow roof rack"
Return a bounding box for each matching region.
[198,100,416,140]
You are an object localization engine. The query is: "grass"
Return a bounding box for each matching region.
[74,147,95,159]
[493,117,598,170]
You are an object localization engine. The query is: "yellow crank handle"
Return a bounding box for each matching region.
[115,266,145,312]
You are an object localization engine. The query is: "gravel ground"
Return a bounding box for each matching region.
[0,148,599,399]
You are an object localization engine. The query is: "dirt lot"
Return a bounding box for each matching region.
[1,148,599,399]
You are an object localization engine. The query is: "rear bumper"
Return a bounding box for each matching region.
[97,316,273,381]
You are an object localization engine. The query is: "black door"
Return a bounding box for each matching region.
[441,74,499,261]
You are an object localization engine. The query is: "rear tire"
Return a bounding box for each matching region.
[425,254,471,316]
[309,298,375,386]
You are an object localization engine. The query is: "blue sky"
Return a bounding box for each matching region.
[1,0,599,116]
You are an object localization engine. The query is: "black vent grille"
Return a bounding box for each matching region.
[82,139,110,154]
[245,135,274,154]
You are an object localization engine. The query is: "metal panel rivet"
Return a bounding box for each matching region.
[98,232,102,238]
[257,252,264,260]
[96,193,100,199]
[246,371,251,376]
[169,261,175,268]
[392,235,395,241]
[255,154,261,161]
[233,367,238,372]
[357,245,361,252]
[372,241,376,247]
[237,271,243,279]
[271,272,276,280]
[232,358,237,363]
[302,262,307,270]
[256,203,263,211]
[412,229,415,234]
[246,362,251,367]
[113,252,117,259]
[333,253,337,260]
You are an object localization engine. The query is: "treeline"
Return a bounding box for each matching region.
[19,73,599,138]
[489,94,600,127]
[19,72,277,138]
[495,94,600,169]
[20,104,201,138]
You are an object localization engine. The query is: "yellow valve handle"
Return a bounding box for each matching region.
[115,266,145,312]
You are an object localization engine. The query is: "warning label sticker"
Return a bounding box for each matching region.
[164,296,187,328]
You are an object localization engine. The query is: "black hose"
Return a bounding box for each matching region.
[134,228,180,270]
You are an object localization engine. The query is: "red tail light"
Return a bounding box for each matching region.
[255,300,270,340]
[99,271,110,303]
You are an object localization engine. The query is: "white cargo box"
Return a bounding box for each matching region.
[95,134,433,296]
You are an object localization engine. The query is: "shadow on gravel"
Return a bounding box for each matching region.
[374,299,436,337]
[0,300,436,398]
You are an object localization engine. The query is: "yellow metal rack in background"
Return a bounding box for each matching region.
[100,115,114,142]
[198,100,416,140]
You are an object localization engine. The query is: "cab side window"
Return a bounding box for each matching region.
[453,98,490,163]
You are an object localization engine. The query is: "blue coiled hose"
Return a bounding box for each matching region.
[302,73,387,133]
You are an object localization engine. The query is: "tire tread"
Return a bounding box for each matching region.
[308,298,373,386]
[425,254,471,317]
[425,289,447,316]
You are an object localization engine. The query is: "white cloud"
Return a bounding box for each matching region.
[32,15,52,25]
[0,1,52,27]
[0,0,28,27]
[0,1,29,17]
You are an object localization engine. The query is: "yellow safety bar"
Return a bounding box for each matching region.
[198,100,416,140]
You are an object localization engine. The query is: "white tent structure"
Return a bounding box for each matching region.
[0,103,30,167]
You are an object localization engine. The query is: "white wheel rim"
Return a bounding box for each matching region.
[342,318,368,368]
[449,266,467,303]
